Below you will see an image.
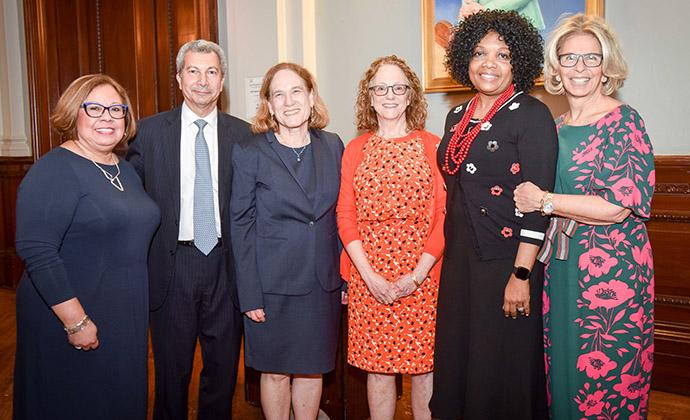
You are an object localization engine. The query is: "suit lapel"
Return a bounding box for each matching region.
[266,131,310,200]
[163,109,182,223]
[218,115,232,219]
[310,129,328,215]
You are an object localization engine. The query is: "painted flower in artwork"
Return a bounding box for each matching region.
[578,247,618,278]
[576,350,617,379]
[578,390,606,417]
[613,374,645,399]
[582,279,635,310]
[610,177,642,208]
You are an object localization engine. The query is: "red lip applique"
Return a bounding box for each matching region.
[510,163,520,174]
[501,227,513,238]
[491,185,503,196]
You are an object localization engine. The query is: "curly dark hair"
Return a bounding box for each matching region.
[446,9,544,92]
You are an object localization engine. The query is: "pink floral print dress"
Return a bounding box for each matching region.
[543,105,655,419]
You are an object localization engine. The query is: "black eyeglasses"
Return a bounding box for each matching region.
[81,102,128,119]
[368,84,410,96]
[558,53,603,68]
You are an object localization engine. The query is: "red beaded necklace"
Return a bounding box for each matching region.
[442,84,516,175]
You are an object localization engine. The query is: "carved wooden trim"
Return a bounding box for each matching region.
[650,213,690,223]
[655,183,690,194]
[655,155,690,166]
[95,0,103,73]
[655,294,690,306]
[655,321,690,343]
[167,0,177,110]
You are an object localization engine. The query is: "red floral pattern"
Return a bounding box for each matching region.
[347,133,439,374]
[544,105,655,419]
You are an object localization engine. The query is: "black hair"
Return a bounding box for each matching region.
[446,9,544,92]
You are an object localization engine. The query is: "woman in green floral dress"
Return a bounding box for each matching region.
[514,15,655,419]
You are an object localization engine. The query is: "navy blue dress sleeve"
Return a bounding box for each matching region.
[15,153,80,306]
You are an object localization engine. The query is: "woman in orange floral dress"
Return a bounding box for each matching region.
[337,55,445,420]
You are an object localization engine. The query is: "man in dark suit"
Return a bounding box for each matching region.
[126,39,249,420]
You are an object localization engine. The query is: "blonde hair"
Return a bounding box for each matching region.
[252,63,329,133]
[355,55,427,132]
[50,74,136,144]
[544,14,628,96]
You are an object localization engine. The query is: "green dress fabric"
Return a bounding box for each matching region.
[544,105,655,419]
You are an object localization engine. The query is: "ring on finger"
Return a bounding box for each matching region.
[517,307,525,313]
[75,346,82,350]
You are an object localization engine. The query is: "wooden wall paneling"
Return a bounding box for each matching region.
[132,0,159,118]
[154,0,176,111]
[0,159,32,289]
[649,155,690,395]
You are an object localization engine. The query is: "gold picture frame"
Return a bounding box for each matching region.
[421,0,605,93]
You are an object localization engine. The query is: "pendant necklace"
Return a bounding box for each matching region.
[277,131,310,162]
[292,144,309,162]
[73,140,124,192]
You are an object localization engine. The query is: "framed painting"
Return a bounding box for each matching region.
[421,0,605,92]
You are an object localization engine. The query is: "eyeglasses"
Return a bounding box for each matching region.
[81,102,128,119]
[558,53,603,68]
[368,84,410,96]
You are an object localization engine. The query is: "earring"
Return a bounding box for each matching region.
[602,75,609,84]
[555,75,561,83]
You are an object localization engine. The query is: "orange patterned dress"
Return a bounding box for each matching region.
[337,130,445,374]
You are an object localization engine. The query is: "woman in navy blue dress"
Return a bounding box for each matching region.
[13,74,160,420]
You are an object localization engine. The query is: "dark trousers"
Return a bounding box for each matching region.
[151,244,242,420]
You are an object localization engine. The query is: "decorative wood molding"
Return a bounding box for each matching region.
[655,183,690,194]
[655,321,690,343]
[656,294,690,306]
[650,213,690,223]
[655,155,690,166]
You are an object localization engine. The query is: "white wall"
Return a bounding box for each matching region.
[219,0,279,120]
[219,0,690,154]
[0,0,31,157]
[607,0,688,155]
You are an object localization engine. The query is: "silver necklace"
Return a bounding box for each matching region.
[73,141,124,192]
[276,131,310,162]
[292,144,309,162]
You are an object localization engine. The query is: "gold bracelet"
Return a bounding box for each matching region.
[64,315,90,335]
[412,274,423,288]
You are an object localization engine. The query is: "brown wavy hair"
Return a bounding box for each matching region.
[355,55,427,132]
[50,74,136,144]
[252,62,329,133]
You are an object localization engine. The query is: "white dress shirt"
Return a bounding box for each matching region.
[178,102,221,240]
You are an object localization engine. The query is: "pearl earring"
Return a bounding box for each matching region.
[602,76,609,83]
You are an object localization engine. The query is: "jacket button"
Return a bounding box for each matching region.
[480,207,488,216]
[309,221,315,227]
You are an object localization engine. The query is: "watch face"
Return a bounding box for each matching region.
[543,201,554,215]
[514,266,530,280]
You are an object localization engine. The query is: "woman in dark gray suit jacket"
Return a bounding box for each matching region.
[230,62,343,420]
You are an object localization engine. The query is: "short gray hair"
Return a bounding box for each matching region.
[176,39,228,76]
